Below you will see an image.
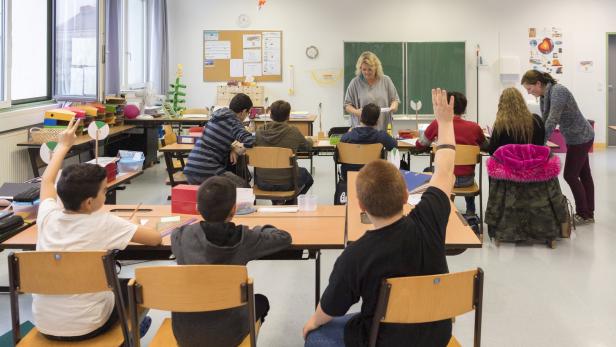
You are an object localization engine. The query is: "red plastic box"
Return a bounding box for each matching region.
[171,185,199,215]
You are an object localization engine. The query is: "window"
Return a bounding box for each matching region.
[53,0,99,100]
[12,0,50,103]
[121,0,146,89]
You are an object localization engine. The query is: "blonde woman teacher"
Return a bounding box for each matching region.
[344,51,400,131]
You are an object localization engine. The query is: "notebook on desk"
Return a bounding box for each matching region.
[399,170,431,194]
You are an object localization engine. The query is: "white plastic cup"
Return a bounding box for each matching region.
[298,194,317,211]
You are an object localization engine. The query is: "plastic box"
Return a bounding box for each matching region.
[117,150,145,173]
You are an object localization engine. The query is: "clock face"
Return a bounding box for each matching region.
[237,14,250,28]
[306,45,319,59]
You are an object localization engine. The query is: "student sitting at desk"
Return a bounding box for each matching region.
[171,176,292,347]
[255,99,314,198]
[184,93,255,187]
[34,118,162,341]
[339,103,397,179]
[487,87,545,155]
[303,89,456,347]
[415,91,487,215]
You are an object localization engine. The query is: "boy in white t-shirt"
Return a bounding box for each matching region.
[33,118,162,341]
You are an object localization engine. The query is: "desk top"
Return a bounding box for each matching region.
[107,170,143,190]
[124,116,210,125]
[17,125,136,147]
[254,115,317,123]
[345,171,482,249]
[609,126,616,131]
[0,205,346,250]
[159,143,194,153]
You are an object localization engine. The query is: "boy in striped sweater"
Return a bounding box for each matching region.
[184,93,255,187]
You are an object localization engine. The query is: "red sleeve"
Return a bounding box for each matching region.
[424,120,438,141]
[476,124,486,145]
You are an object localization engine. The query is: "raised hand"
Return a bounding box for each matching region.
[431,88,454,124]
[58,117,80,148]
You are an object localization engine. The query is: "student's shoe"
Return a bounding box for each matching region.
[139,316,152,338]
[573,214,593,225]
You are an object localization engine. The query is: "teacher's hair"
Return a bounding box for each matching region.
[521,70,557,85]
[355,51,384,79]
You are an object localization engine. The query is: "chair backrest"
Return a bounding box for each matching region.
[162,124,177,146]
[336,142,383,165]
[454,145,481,166]
[246,147,295,169]
[128,265,256,347]
[182,108,210,115]
[8,251,129,345]
[369,268,484,347]
[328,126,350,137]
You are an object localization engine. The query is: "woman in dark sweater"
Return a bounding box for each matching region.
[522,70,595,224]
[488,87,545,155]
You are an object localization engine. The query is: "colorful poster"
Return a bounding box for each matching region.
[529,27,564,75]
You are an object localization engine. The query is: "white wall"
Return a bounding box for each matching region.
[168,0,616,143]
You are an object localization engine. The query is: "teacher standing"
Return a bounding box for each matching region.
[522,70,595,224]
[344,51,400,132]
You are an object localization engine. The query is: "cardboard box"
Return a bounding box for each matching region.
[45,109,76,122]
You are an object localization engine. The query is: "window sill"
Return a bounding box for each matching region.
[0,101,60,133]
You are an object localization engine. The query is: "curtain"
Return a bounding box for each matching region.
[147,0,169,95]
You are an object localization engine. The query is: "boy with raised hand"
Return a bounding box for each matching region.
[34,118,162,341]
[171,175,292,346]
[303,89,456,347]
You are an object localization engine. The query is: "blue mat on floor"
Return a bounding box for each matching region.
[0,321,34,347]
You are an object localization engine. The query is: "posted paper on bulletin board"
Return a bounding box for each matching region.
[203,30,283,82]
[528,27,563,75]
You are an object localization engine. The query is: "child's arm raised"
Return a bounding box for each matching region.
[428,89,456,197]
[40,118,80,201]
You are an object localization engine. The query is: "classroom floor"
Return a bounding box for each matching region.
[1,148,615,346]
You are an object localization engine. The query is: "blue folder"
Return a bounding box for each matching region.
[399,170,431,192]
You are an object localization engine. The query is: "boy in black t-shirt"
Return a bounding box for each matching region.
[303,89,458,347]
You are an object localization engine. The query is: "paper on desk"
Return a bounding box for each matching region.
[257,206,299,213]
[400,138,418,146]
[380,107,391,113]
[318,140,332,147]
[161,216,181,223]
[407,194,422,206]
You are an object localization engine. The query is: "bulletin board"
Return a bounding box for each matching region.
[203,30,283,82]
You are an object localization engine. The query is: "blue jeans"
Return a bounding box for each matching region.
[304,314,356,347]
[455,175,476,214]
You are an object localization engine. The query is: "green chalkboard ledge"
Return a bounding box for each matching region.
[393,114,435,121]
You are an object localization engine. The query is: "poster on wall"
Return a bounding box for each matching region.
[529,27,563,75]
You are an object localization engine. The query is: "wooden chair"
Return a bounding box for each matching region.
[431,144,484,236]
[246,147,302,202]
[369,268,484,347]
[334,142,384,183]
[8,250,130,347]
[127,265,258,347]
[161,124,189,187]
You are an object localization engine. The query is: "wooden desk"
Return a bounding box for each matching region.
[609,126,616,131]
[254,115,317,136]
[1,204,346,306]
[345,172,482,251]
[17,125,136,177]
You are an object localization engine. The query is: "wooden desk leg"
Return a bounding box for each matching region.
[315,250,321,308]
[163,151,176,186]
[27,147,41,177]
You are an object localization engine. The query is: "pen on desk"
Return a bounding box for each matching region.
[129,203,142,220]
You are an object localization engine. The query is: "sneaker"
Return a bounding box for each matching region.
[139,316,152,338]
[573,214,593,225]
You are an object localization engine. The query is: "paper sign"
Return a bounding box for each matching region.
[88,121,110,140]
[203,31,219,41]
[204,41,231,60]
[243,49,261,63]
[244,63,262,77]
[243,34,261,48]
[39,141,57,164]
[230,59,244,77]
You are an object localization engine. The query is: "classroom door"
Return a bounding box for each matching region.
[608,34,616,146]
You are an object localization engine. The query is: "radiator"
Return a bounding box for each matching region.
[0,129,32,182]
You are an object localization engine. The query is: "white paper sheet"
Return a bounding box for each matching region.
[204,41,231,59]
[262,32,281,75]
[400,138,418,146]
[257,207,299,213]
[243,49,261,63]
[243,34,262,48]
[230,59,244,77]
[244,63,262,77]
[407,194,422,206]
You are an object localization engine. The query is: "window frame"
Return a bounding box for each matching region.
[52,0,101,102]
[0,0,11,109]
[120,0,147,91]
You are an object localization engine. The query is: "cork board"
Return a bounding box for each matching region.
[203,30,282,82]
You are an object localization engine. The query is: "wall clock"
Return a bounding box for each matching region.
[306,45,319,59]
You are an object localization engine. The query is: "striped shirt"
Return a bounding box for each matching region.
[184,108,254,184]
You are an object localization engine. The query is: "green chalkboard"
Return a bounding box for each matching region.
[343,42,404,114]
[406,42,466,114]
